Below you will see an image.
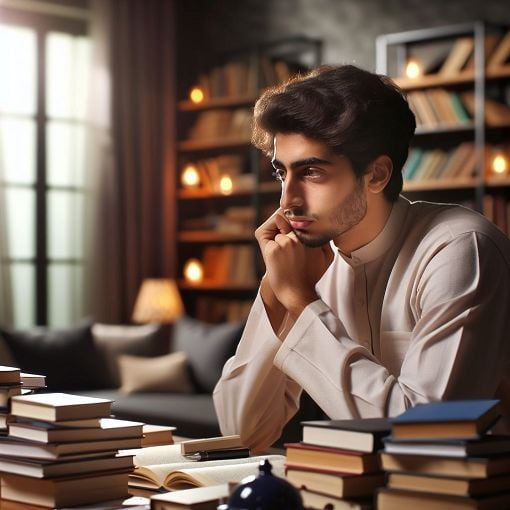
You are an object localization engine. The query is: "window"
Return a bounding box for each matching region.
[0,7,89,328]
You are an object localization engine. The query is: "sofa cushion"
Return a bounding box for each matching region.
[118,352,194,395]
[92,323,164,388]
[0,320,109,390]
[172,316,243,393]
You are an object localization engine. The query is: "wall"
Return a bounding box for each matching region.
[176,0,510,86]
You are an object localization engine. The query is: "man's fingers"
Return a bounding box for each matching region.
[274,210,292,235]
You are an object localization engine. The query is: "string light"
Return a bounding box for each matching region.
[189,87,204,104]
[183,259,204,284]
[181,164,201,188]
[405,59,422,80]
[219,174,233,195]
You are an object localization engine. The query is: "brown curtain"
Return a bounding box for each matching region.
[86,0,177,323]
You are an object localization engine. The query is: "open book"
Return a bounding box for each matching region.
[121,444,286,492]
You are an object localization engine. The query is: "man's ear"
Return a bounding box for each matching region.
[364,155,393,194]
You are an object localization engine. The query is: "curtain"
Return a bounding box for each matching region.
[85,0,178,323]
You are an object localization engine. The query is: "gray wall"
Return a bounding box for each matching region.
[176,0,510,82]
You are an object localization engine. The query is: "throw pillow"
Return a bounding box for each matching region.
[92,323,164,388]
[172,316,244,393]
[0,320,110,391]
[118,351,194,395]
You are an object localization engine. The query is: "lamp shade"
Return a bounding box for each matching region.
[132,279,184,323]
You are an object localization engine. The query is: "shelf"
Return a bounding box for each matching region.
[178,230,254,243]
[179,280,257,291]
[414,123,475,135]
[403,177,480,191]
[178,95,258,111]
[178,187,255,199]
[486,176,510,187]
[395,66,510,91]
[178,137,251,152]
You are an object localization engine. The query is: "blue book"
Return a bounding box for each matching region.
[390,400,501,440]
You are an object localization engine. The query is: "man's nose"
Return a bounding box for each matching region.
[279,175,303,210]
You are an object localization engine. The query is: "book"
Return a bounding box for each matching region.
[0,453,134,478]
[150,484,230,510]
[300,489,372,510]
[285,465,385,499]
[383,434,510,458]
[124,443,285,492]
[487,30,510,69]
[1,470,130,508]
[20,372,46,389]
[180,434,244,455]
[439,37,474,75]
[300,417,391,453]
[285,442,381,475]
[0,366,21,384]
[0,385,22,406]
[0,435,142,460]
[388,471,510,497]
[380,451,510,478]
[13,416,103,428]
[8,417,144,443]
[390,400,501,440]
[10,392,113,422]
[377,487,510,510]
[142,424,176,447]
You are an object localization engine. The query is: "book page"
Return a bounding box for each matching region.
[122,444,186,466]
[164,457,286,490]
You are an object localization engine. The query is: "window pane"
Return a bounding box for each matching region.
[48,263,83,327]
[0,25,37,115]
[46,32,91,120]
[47,190,83,259]
[11,263,35,328]
[47,121,86,187]
[6,188,35,258]
[0,118,36,184]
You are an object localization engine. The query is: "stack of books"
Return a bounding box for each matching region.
[0,392,144,507]
[285,418,390,509]
[378,399,510,509]
[0,367,23,436]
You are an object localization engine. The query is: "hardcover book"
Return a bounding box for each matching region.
[300,489,372,510]
[390,400,501,440]
[150,483,230,510]
[285,442,381,475]
[10,393,113,422]
[0,366,21,384]
[301,417,391,453]
[180,435,244,455]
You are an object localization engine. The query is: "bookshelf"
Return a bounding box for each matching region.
[176,38,322,323]
[376,22,510,235]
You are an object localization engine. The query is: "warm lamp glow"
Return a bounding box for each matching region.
[492,153,508,176]
[132,279,184,323]
[189,87,204,104]
[181,164,201,188]
[405,59,422,80]
[219,174,233,195]
[184,259,204,284]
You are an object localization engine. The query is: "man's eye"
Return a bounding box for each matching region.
[272,170,285,182]
[304,167,322,178]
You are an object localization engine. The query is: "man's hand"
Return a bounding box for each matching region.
[256,209,333,320]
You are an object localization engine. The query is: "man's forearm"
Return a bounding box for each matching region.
[260,276,287,335]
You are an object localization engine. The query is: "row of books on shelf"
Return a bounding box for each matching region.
[195,55,300,100]
[194,296,253,324]
[407,30,510,78]
[186,108,252,141]
[181,155,256,194]
[181,206,256,236]
[408,89,510,129]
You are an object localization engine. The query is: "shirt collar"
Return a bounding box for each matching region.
[338,195,410,267]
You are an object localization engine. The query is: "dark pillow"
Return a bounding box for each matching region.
[172,316,244,393]
[91,323,165,388]
[0,320,110,391]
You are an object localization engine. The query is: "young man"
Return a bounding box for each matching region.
[213,65,510,453]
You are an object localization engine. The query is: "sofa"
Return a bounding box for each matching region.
[0,318,324,444]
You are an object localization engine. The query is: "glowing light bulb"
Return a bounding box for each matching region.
[405,60,422,80]
[189,87,204,104]
[181,165,200,188]
[492,153,508,176]
[184,259,203,284]
[219,174,233,195]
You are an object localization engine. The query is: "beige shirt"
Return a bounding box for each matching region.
[213,197,510,452]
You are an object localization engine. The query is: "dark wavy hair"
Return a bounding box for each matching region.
[252,65,416,202]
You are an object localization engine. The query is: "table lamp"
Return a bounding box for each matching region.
[132,278,184,324]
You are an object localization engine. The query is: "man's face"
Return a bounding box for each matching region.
[272,133,368,248]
